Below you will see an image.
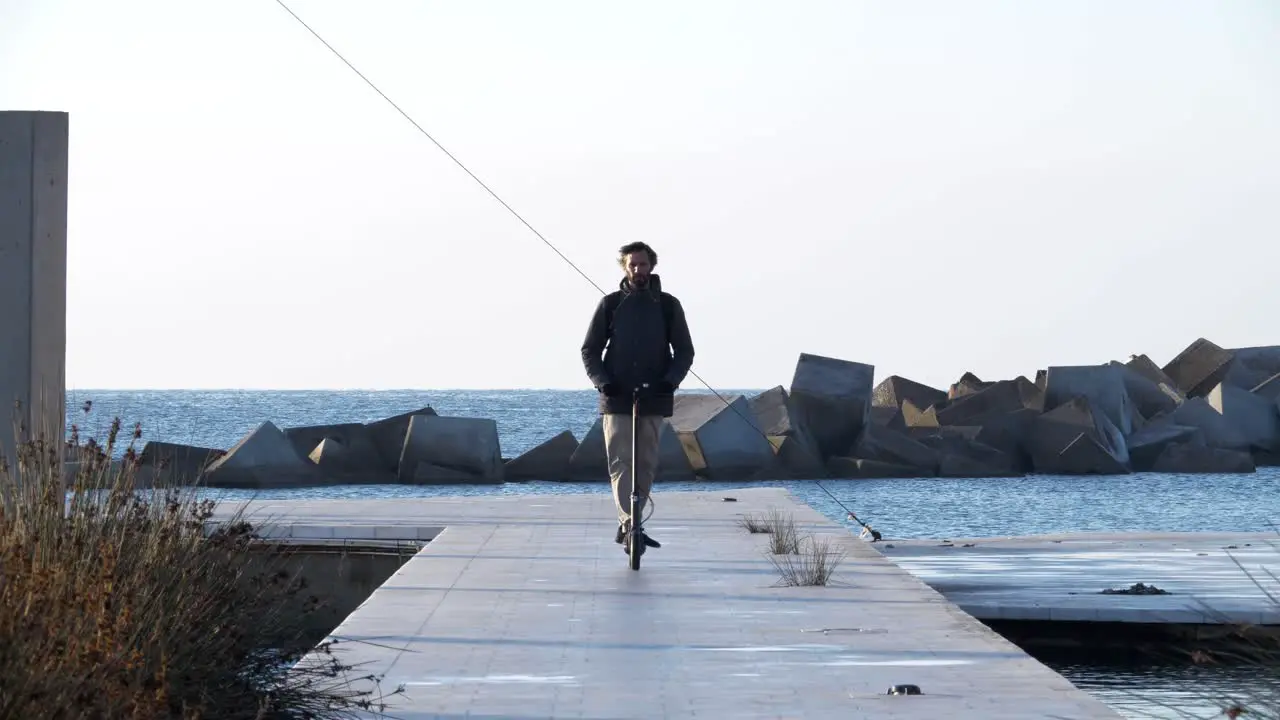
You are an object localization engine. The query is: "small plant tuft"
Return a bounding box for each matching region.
[764,509,801,555]
[769,535,846,587]
[737,511,772,534]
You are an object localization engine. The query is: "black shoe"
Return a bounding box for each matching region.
[615,524,625,544]
[641,532,661,549]
[623,531,649,556]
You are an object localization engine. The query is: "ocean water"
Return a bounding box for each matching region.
[61,388,1280,540]
[58,388,1280,718]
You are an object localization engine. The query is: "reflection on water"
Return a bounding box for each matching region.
[1051,660,1278,719]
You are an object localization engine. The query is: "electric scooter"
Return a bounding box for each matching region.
[626,383,648,571]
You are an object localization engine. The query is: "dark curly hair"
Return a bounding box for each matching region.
[618,241,658,267]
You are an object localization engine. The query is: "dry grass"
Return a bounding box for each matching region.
[738,507,794,535]
[737,512,772,534]
[768,535,846,587]
[758,509,801,555]
[0,401,403,719]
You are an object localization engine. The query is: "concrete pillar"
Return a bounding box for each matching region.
[0,111,68,467]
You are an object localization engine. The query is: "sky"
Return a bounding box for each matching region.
[2,0,1277,392]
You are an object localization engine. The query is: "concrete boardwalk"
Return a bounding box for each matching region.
[879,532,1280,625]
[217,488,1119,719]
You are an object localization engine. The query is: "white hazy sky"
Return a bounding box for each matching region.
[2,1,1277,392]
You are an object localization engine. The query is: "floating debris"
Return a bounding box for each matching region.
[1100,582,1171,595]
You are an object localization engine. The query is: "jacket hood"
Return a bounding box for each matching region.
[620,273,662,295]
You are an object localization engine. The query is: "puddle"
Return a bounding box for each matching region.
[404,674,580,687]
[699,644,846,653]
[800,627,889,635]
[704,609,807,617]
[809,657,976,667]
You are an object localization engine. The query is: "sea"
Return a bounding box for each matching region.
[61,387,1280,719]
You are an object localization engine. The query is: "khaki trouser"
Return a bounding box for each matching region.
[602,412,663,527]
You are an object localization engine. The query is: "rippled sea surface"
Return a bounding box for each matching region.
[1043,662,1278,719]
[62,388,1280,717]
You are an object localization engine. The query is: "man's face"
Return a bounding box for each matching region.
[623,250,652,288]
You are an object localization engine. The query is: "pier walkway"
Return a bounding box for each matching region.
[880,531,1280,625]
[215,488,1119,719]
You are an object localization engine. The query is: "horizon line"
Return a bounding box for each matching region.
[63,386,776,393]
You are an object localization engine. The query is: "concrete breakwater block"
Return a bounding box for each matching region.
[1205,381,1280,452]
[1044,364,1138,437]
[136,440,224,485]
[203,421,323,488]
[1125,353,1181,391]
[1252,372,1280,401]
[948,371,992,399]
[1162,337,1235,398]
[504,429,578,481]
[655,423,698,481]
[398,415,503,484]
[286,422,388,482]
[308,438,347,469]
[1171,396,1254,452]
[871,374,947,414]
[1222,345,1280,393]
[935,377,1042,426]
[1125,421,1203,471]
[669,394,774,479]
[566,418,607,480]
[1026,397,1129,474]
[562,417,696,482]
[851,422,940,475]
[1151,441,1255,474]
[789,352,875,459]
[1108,360,1181,420]
[747,385,825,478]
[367,406,437,472]
[919,432,1023,477]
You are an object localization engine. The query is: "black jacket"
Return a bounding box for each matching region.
[580,274,695,417]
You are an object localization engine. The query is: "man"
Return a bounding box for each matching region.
[580,241,695,552]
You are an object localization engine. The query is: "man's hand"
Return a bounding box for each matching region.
[599,382,619,397]
[647,380,675,396]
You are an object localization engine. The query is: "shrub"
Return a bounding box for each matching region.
[0,402,402,719]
